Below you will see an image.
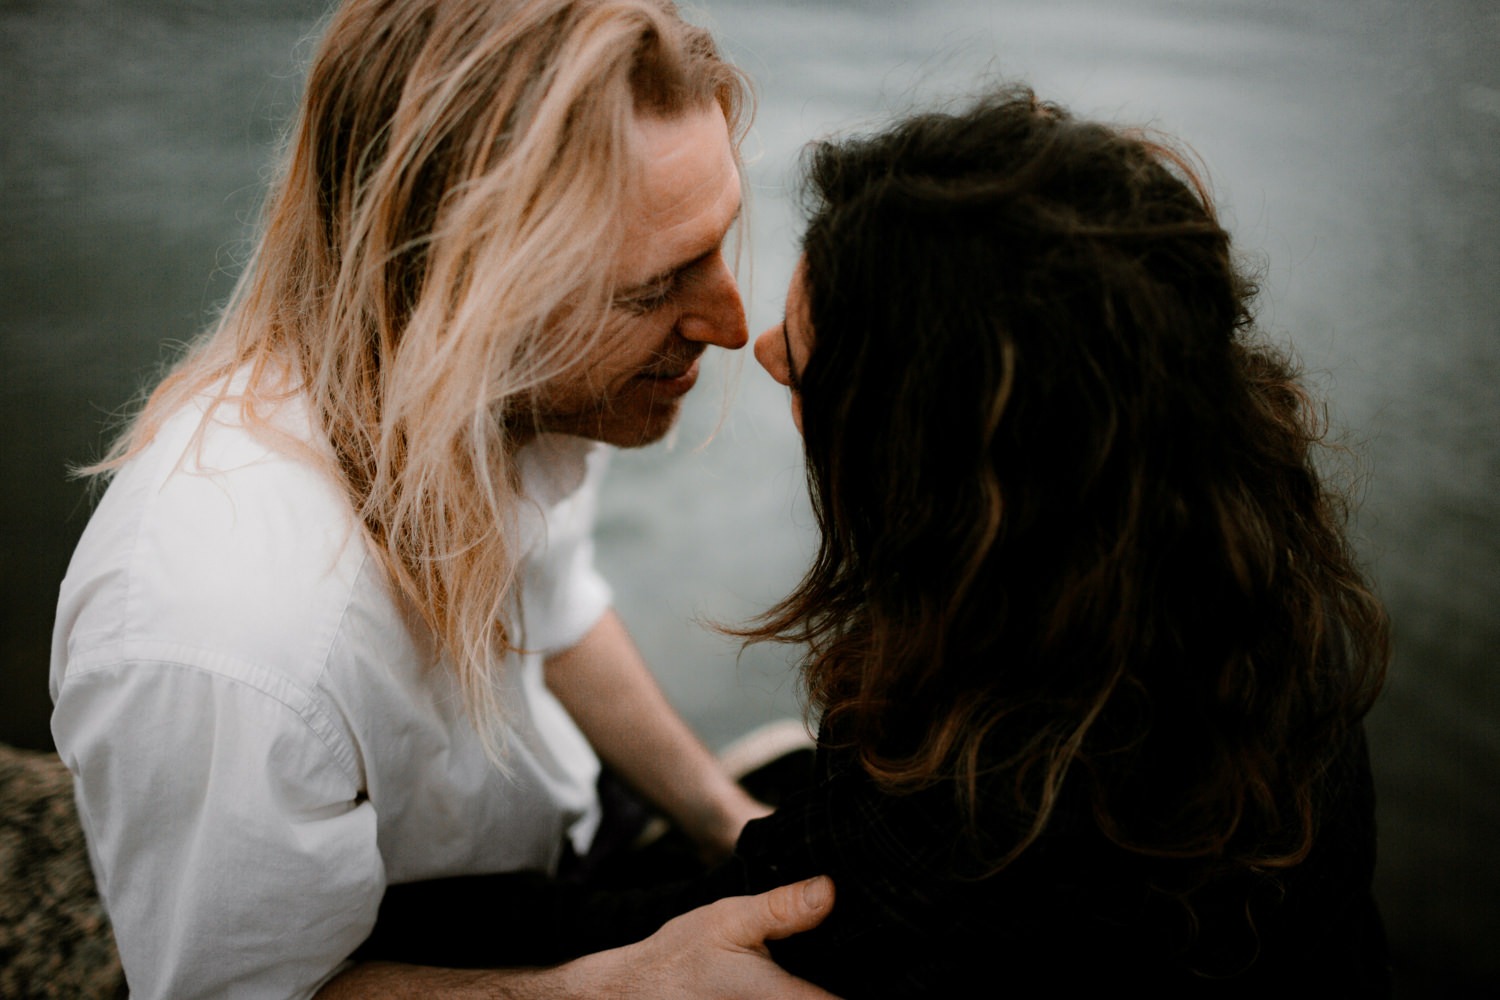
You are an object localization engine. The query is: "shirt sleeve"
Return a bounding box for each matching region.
[53,652,384,1000]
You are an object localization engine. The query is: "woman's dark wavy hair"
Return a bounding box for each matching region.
[747,87,1388,876]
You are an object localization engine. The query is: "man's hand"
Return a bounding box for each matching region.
[316,877,838,998]
[561,876,838,998]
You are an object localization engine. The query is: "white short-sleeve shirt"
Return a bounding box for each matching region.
[50,391,612,999]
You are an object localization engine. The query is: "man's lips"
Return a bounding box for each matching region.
[638,356,702,396]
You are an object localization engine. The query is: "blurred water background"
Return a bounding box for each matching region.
[2,0,1495,992]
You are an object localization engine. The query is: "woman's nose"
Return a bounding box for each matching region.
[754,324,789,386]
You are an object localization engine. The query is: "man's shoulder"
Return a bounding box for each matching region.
[56,399,384,696]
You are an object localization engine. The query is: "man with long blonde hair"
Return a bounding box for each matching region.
[49,1,835,996]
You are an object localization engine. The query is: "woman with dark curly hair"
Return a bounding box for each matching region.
[365,86,1392,995]
[730,85,1391,994]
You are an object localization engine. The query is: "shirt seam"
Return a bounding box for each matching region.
[63,640,361,788]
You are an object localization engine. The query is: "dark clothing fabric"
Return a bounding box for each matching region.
[361,729,1390,996]
[727,726,1389,996]
[354,770,719,968]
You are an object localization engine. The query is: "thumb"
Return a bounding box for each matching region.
[725,876,835,948]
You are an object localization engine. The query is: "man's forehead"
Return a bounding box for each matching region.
[630,107,739,210]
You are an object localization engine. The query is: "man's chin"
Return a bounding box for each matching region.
[597,415,679,450]
[540,404,682,450]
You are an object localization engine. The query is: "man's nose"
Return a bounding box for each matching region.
[678,254,749,349]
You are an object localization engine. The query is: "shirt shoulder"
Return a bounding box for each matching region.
[54,396,376,693]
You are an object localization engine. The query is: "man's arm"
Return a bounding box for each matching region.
[316,877,839,999]
[544,609,770,859]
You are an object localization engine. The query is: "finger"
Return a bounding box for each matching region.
[721,876,835,947]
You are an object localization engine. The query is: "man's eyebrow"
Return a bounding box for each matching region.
[617,205,743,298]
[617,253,706,299]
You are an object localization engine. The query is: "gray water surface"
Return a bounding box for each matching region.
[3,0,1496,992]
